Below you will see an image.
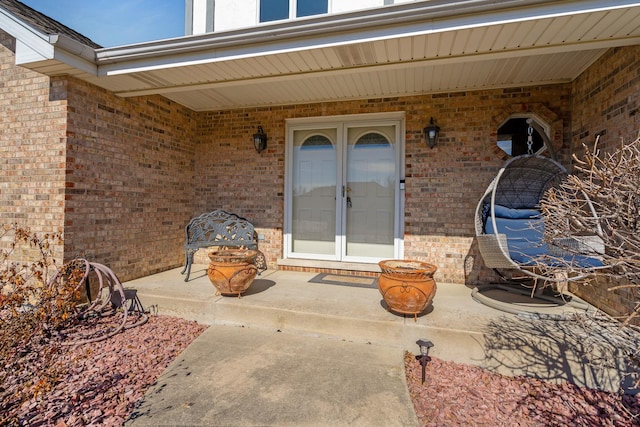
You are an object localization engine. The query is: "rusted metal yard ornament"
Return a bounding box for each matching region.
[51,258,148,345]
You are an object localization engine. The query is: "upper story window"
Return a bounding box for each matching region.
[260,0,328,23]
[297,0,328,17]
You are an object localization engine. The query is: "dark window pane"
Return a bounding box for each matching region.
[261,0,289,22]
[297,0,327,17]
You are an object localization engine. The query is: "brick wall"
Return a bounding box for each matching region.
[196,85,573,284]
[1,28,199,280]
[63,78,197,280]
[0,31,66,260]
[569,45,640,318]
[572,45,640,152]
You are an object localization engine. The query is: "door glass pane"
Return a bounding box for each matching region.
[292,129,337,255]
[346,127,395,258]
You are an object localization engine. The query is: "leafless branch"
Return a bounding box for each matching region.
[538,132,640,323]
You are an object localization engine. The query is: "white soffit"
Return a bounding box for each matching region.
[159,49,607,111]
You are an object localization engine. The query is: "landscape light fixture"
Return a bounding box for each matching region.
[423,117,440,149]
[253,126,267,153]
[416,339,434,384]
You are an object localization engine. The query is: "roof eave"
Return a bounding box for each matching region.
[1,6,97,75]
[1,5,53,62]
[95,0,640,68]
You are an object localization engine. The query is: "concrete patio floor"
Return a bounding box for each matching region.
[124,266,635,393]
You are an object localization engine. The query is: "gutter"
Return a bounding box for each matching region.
[95,0,640,64]
[48,33,96,62]
[0,4,96,70]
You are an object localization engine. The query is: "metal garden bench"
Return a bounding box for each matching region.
[181,210,266,282]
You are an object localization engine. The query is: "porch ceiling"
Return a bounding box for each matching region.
[15,0,640,111]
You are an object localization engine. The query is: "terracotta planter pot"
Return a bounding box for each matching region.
[207,249,258,297]
[378,260,437,319]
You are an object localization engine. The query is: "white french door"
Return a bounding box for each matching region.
[285,115,404,263]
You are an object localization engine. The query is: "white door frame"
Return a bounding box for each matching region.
[284,112,405,263]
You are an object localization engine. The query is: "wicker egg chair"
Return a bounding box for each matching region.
[474,155,604,284]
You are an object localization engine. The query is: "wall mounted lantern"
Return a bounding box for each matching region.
[423,117,440,149]
[253,126,267,153]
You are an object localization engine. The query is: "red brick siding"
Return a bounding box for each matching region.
[1,31,196,281]
[63,78,197,280]
[572,45,640,152]
[0,31,65,260]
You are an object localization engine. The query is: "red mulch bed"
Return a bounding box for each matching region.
[7,314,640,426]
[11,315,207,426]
[405,352,640,426]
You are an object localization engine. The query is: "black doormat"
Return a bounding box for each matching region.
[308,272,378,289]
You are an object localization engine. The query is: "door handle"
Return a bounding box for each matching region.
[343,185,353,207]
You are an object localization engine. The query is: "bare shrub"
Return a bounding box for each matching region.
[1,224,149,425]
[539,131,640,390]
[540,132,640,325]
[0,224,70,425]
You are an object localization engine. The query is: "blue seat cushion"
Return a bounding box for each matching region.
[493,204,542,219]
[484,216,603,268]
[485,217,546,264]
